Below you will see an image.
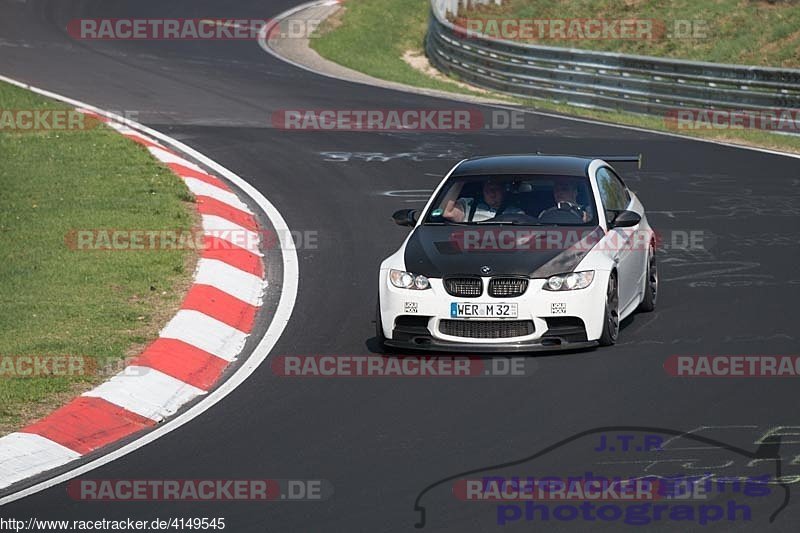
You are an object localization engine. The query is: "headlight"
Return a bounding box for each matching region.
[543,271,594,291]
[389,269,431,290]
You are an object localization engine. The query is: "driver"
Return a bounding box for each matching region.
[442,180,524,222]
[541,177,591,222]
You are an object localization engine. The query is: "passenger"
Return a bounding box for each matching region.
[442,180,524,222]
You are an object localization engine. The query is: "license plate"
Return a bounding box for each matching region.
[450,302,518,319]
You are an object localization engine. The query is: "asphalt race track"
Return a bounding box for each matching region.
[1,0,800,531]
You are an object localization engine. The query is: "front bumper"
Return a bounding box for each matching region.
[384,337,598,353]
[378,272,610,353]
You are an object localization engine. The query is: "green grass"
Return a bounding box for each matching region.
[0,82,196,433]
[311,0,800,154]
[311,0,477,93]
[460,0,800,68]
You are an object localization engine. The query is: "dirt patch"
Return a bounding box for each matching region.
[314,5,346,37]
[402,50,490,94]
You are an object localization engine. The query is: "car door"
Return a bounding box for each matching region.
[595,167,639,311]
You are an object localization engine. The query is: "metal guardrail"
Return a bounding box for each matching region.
[426,0,800,117]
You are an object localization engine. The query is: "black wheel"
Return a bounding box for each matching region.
[637,245,658,313]
[598,273,619,346]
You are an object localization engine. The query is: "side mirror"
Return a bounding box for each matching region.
[608,210,641,228]
[392,209,418,227]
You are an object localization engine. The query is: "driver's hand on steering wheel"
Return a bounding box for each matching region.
[557,201,591,222]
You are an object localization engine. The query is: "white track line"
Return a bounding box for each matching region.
[0,74,299,506]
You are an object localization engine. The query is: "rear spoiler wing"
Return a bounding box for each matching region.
[533,152,644,169]
[594,154,643,169]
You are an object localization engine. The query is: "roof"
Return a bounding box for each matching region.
[451,155,592,177]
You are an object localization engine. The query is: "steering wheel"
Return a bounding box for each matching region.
[538,201,585,224]
[489,212,540,225]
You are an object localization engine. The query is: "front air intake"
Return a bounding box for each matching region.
[439,320,534,339]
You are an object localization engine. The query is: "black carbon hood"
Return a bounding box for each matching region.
[403,225,605,278]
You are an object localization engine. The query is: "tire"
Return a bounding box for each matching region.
[637,245,658,313]
[598,272,620,347]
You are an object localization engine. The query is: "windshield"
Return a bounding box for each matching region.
[423,174,598,226]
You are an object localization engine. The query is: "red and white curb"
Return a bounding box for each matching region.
[0,92,292,495]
